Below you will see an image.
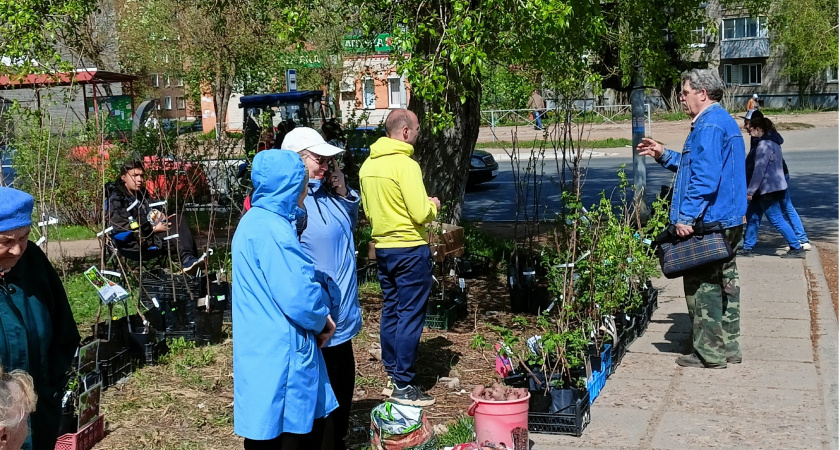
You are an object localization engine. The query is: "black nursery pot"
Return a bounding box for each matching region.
[507,264,552,315]
[529,387,587,414]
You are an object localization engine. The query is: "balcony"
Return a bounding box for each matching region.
[721,38,770,59]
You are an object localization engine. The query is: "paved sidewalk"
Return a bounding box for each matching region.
[533,248,838,449]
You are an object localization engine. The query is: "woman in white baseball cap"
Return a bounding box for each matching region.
[282,127,362,450]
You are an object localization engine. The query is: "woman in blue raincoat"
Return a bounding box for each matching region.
[232,149,338,449]
[280,127,362,450]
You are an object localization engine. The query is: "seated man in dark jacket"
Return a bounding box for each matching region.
[106,160,204,274]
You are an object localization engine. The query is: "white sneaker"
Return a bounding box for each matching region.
[801,242,812,251]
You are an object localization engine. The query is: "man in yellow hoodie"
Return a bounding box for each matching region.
[359,109,440,407]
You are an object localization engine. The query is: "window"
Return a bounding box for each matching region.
[388,77,402,108]
[828,66,839,82]
[149,74,159,87]
[723,17,767,40]
[723,64,733,84]
[164,96,172,110]
[723,64,761,85]
[164,75,171,88]
[175,77,184,87]
[690,25,707,47]
[362,78,375,109]
[740,64,762,85]
[176,97,186,109]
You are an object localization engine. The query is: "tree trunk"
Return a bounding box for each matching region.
[409,81,481,224]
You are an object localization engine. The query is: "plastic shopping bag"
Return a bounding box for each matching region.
[370,402,437,450]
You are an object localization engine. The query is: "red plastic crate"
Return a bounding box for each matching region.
[55,414,104,450]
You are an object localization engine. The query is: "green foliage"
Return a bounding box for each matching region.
[462,222,514,261]
[436,416,476,447]
[62,273,102,336]
[49,225,97,241]
[475,138,633,150]
[0,0,98,74]
[9,110,128,230]
[470,334,489,350]
[481,65,536,110]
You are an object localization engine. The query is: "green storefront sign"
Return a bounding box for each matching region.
[343,33,393,54]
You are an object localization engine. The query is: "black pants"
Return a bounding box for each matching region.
[156,217,199,266]
[243,417,331,450]
[321,340,356,450]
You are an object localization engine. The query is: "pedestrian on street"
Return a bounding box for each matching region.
[747,93,758,111]
[359,109,440,406]
[232,149,338,449]
[739,111,806,258]
[527,89,546,130]
[637,69,746,369]
[281,127,363,450]
[0,187,81,450]
[740,110,811,256]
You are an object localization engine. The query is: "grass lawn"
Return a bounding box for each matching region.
[475,137,632,149]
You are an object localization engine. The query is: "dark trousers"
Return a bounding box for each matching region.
[157,217,199,266]
[321,340,356,450]
[243,417,330,450]
[376,245,433,386]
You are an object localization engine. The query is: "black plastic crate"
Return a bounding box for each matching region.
[425,304,458,330]
[610,330,629,374]
[140,278,198,332]
[528,394,591,436]
[453,254,490,278]
[165,310,224,345]
[144,339,169,366]
[99,348,132,389]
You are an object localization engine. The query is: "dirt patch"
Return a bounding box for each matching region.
[346,271,517,446]
[91,269,520,449]
[814,241,839,319]
[775,122,815,131]
[806,268,822,362]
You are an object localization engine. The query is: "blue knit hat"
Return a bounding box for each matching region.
[0,187,34,233]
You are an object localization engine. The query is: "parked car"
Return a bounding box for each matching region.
[468,149,498,185]
[1,145,15,187]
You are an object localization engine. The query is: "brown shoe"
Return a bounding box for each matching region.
[676,353,726,369]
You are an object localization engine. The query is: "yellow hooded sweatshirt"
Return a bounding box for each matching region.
[359,137,437,248]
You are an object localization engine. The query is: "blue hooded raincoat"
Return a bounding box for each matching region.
[232,149,338,440]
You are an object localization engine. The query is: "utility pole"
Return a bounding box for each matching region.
[631,66,649,222]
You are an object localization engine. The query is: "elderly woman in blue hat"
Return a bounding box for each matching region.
[0,187,80,450]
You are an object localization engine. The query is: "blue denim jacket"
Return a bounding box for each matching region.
[657,103,747,229]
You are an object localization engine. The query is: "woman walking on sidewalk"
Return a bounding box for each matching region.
[740,112,806,258]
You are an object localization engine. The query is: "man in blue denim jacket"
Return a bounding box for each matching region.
[638,69,747,369]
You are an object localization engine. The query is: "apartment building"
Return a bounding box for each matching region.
[700,0,838,109]
[339,34,410,125]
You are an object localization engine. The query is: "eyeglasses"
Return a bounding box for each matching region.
[303,154,329,165]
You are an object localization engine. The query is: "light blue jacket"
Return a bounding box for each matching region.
[300,180,362,347]
[232,150,338,440]
[657,103,747,229]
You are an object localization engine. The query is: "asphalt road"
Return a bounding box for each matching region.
[464,126,838,243]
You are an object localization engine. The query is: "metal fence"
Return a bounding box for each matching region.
[479,104,653,142]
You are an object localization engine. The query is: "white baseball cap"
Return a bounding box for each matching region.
[280,127,344,156]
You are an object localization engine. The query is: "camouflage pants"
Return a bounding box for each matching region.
[683,226,743,366]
